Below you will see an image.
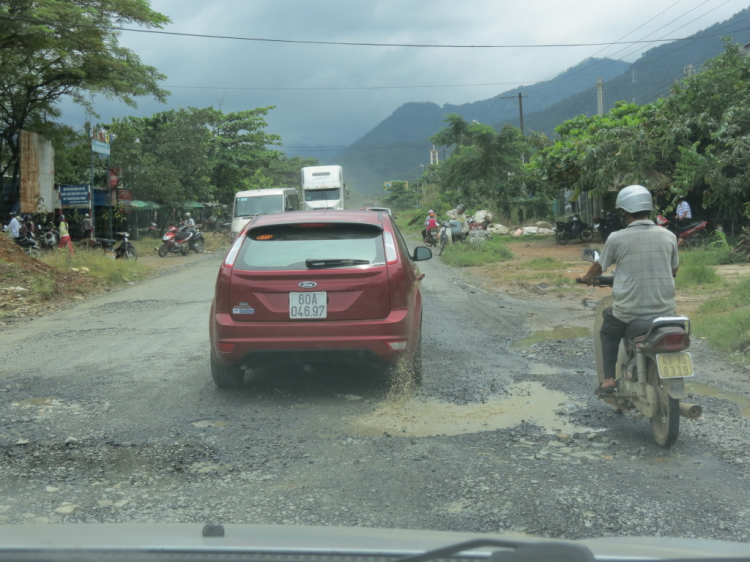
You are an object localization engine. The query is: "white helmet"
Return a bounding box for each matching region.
[616,185,652,214]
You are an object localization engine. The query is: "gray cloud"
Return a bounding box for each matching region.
[59,0,746,152]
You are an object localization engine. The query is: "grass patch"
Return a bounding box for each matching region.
[526,257,566,270]
[675,263,721,289]
[440,238,514,267]
[693,277,750,361]
[41,248,149,287]
[31,274,58,301]
[503,234,553,243]
[679,246,734,266]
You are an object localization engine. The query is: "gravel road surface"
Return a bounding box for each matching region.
[1,247,749,542]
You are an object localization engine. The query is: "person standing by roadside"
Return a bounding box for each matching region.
[8,212,21,239]
[81,213,92,239]
[675,195,692,227]
[58,215,75,257]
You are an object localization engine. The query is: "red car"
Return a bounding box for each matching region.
[209,210,432,388]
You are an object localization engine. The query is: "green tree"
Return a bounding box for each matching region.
[0,0,170,181]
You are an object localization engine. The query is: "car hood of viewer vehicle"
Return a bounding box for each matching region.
[0,525,748,560]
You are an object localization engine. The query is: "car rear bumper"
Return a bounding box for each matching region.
[211,308,417,366]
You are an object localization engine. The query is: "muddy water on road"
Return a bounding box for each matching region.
[351,381,586,437]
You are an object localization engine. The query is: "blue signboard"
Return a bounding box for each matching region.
[59,185,90,208]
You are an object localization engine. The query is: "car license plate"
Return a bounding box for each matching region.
[289,292,327,319]
[656,352,694,378]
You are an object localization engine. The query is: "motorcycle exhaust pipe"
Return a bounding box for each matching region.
[679,402,702,419]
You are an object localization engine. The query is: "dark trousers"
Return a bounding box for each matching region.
[600,307,628,380]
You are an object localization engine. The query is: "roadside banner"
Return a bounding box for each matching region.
[91,129,111,156]
[59,185,90,208]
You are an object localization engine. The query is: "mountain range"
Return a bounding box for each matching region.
[331,7,750,196]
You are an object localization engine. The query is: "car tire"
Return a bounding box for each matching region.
[210,354,245,389]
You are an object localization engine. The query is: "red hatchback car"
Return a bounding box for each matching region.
[209,210,432,388]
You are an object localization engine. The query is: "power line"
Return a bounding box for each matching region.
[0,15,745,49]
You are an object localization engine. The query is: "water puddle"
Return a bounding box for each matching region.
[351,381,585,437]
[511,327,590,349]
[686,382,750,418]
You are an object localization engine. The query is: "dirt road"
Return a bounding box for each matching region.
[1,248,749,541]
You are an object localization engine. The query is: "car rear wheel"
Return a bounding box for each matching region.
[210,354,245,389]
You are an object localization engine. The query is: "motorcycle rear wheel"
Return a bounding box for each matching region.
[579,229,594,243]
[125,248,137,260]
[648,361,680,448]
[158,244,169,258]
[192,241,204,253]
[25,248,41,259]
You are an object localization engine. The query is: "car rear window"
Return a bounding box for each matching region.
[235,223,386,271]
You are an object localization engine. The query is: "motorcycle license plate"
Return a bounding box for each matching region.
[289,292,327,319]
[656,352,694,378]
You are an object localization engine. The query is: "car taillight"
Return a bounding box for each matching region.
[652,332,690,351]
[217,343,234,353]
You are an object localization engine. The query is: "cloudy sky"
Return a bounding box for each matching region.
[60,0,747,156]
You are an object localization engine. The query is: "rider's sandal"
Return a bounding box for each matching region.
[594,383,617,395]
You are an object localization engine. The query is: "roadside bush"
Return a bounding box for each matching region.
[440,237,514,267]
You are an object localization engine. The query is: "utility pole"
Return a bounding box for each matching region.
[430,145,439,166]
[597,78,604,116]
[500,92,528,135]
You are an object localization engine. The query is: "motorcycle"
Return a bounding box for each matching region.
[424,226,439,248]
[95,232,137,260]
[580,248,702,448]
[158,225,196,257]
[656,215,708,247]
[555,214,594,245]
[436,219,468,256]
[147,222,160,238]
[37,226,59,250]
[14,232,41,258]
[187,227,205,253]
[593,211,625,242]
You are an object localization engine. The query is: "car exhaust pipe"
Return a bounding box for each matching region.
[679,402,702,419]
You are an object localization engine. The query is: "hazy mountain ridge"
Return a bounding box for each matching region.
[335,7,750,196]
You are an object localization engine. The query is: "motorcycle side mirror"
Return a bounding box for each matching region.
[581,248,600,263]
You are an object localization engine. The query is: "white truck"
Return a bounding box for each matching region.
[300,165,346,210]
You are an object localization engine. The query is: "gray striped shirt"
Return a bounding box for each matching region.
[598,220,679,323]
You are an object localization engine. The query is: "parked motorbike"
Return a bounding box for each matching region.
[436,219,468,256]
[555,214,594,245]
[594,211,625,242]
[580,248,702,448]
[147,222,160,238]
[96,232,137,260]
[158,225,194,257]
[656,215,708,247]
[37,226,59,250]
[14,232,41,258]
[187,228,205,253]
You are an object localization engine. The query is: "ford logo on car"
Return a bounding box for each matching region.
[299,281,317,288]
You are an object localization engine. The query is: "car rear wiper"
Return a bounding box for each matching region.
[305,258,372,269]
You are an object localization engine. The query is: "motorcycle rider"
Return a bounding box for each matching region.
[8,212,21,240]
[675,195,692,228]
[422,211,438,244]
[455,204,469,234]
[184,212,195,228]
[576,185,679,394]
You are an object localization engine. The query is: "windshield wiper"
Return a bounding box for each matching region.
[394,539,595,562]
[306,258,372,269]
